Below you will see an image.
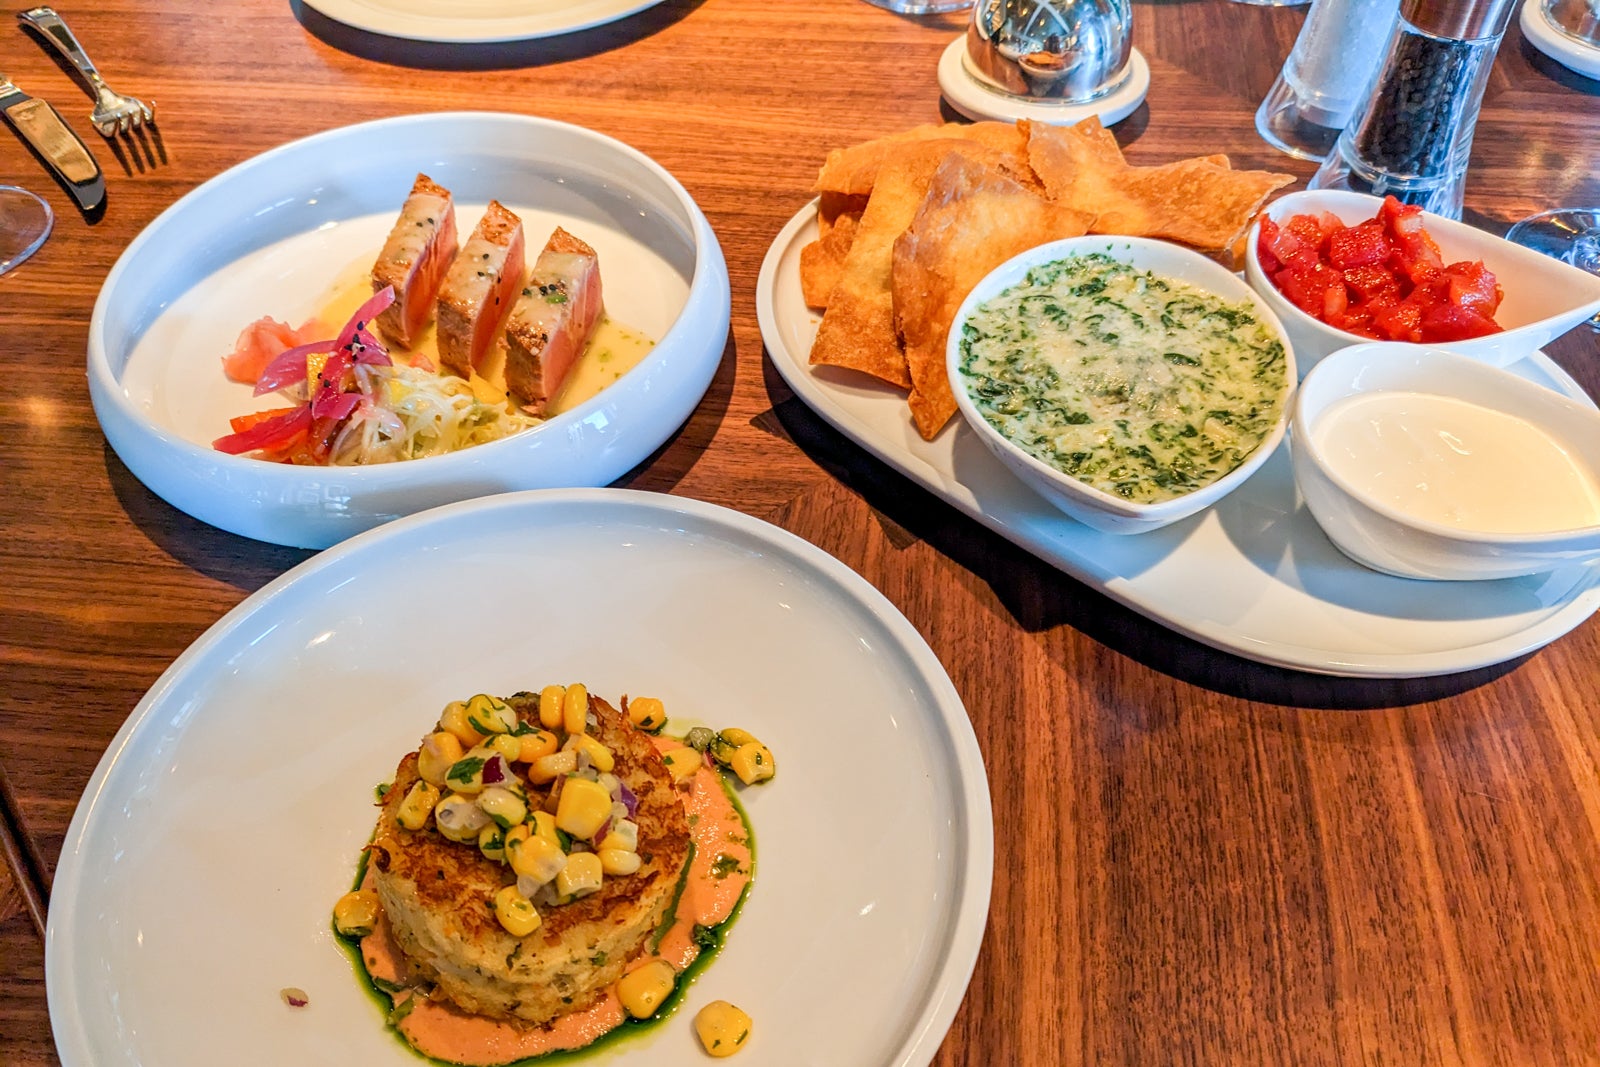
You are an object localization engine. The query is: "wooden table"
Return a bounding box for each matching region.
[3,1,1598,1062]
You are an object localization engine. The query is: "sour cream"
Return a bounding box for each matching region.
[1313,390,1600,533]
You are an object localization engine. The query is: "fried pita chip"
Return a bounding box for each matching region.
[810,143,992,389]
[891,154,1094,439]
[1026,119,1293,253]
[815,121,1030,196]
[800,209,859,308]
[818,191,869,241]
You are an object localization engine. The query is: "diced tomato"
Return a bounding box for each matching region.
[1373,299,1425,343]
[1443,260,1503,317]
[1262,194,1503,344]
[1257,217,1283,273]
[1326,221,1391,270]
[1420,302,1503,343]
[1273,262,1346,319]
[1341,263,1401,307]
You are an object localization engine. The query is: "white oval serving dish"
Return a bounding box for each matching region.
[1245,189,1600,376]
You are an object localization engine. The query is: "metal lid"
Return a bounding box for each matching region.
[1400,0,1517,41]
[965,0,1133,103]
[1545,0,1600,44]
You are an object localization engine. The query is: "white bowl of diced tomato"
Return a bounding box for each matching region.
[1245,190,1600,376]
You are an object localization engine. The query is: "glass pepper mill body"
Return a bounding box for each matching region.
[1310,0,1517,219]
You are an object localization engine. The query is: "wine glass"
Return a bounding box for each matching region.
[0,185,52,275]
[1506,208,1600,330]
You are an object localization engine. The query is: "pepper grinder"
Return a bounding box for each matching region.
[1309,0,1517,219]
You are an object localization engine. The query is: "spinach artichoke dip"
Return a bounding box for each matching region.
[958,253,1288,504]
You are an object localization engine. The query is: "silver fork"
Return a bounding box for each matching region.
[16,6,154,137]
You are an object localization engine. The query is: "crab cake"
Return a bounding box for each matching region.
[368,692,690,1026]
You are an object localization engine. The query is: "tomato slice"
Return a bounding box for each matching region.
[1420,302,1503,342]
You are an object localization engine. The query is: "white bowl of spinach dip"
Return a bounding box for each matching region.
[949,237,1294,534]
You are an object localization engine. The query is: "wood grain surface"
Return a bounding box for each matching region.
[2,0,1598,1063]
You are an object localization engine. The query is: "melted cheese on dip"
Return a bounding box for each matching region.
[959,253,1288,504]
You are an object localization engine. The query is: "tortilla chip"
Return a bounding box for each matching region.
[815,121,1030,196]
[800,210,859,308]
[891,154,1094,439]
[1026,119,1293,253]
[818,191,869,241]
[810,144,991,389]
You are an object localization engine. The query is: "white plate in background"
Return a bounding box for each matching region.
[46,489,993,1067]
[301,0,668,42]
[757,199,1600,678]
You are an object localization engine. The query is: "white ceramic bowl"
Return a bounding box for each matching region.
[947,236,1295,535]
[88,112,730,549]
[1292,342,1600,581]
[1246,189,1600,376]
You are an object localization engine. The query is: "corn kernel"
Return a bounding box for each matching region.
[720,728,761,748]
[444,745,500,794]
[332,889,381,938]
[617,959,677,1020]
[438,701,485,747]
[530,810,561,848]
[478,825,507,862]
[599,848,642,876]
[492,885,542,938]
[516,728,559,763]
[628,696,666,731]
[565,734,615,773]
[397,781,441,830]
[660,746,702,786]
[527,750,578,785]
[563,683,590,736]
[477,785,528,829]
[555,851,604,900]
[556,778,612,840]
[599,820,639,853]
[417,732,465,786]
[694,1000,752,1057]
[538,685,566,730]
[465,693,517,735]
[487,734,522,762]
[434,795,492,842]
[506,825,568,884]
[729,743,776,786]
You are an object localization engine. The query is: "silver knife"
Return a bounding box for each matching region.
[0,73,104,212]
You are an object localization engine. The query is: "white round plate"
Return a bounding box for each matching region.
[46,489,993,1067]
[1521,0,1600,81]
[757,200,1600,678]
[89,112,730,549]
[937,37,1150,126]
[300,0,668,42]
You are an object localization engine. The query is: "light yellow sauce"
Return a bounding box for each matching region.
[319,256,655,418]
[1315,390,1600,533]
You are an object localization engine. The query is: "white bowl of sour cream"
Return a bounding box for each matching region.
[948,236,1295,534]
[1291,342,1600,580]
